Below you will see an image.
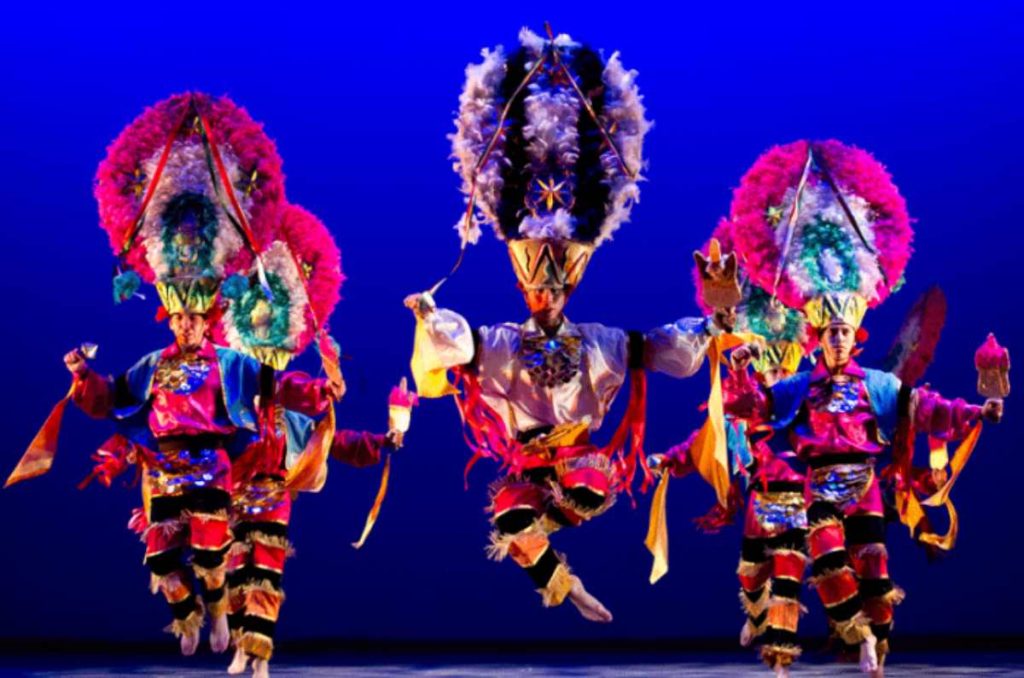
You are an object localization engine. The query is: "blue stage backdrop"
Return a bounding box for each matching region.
[1,2,1021,645]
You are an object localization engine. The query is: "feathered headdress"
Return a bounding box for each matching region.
[728,140,912,329]
[450,25,651,289]
[218,203,343,369]
[95,92,285,313]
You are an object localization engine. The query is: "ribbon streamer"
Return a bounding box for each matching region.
[895,421,982,551]
[689,332,758,506]
[285,403,336,493]
[352,453,391,549]
[645,470,671,584]
[5,382,77,488]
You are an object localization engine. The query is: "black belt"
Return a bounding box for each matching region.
[758,481,804,493]
[807,453,872,469]
[156,434,228,453]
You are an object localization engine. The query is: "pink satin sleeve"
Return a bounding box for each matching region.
[71,369,113,419]
[277,371,331,416]
[913,386,983,440]
[330,430,389,468]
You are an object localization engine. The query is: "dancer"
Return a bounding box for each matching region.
[406,27,727,622]
[724,140,1004,675]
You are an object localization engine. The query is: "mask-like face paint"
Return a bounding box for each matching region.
[169,312,208,351]
[522,286,569,331]
[820,323,857,370]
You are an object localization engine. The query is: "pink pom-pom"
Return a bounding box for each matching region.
[975,333,1009,370]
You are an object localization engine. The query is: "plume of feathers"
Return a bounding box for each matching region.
[449,27,650,248]
[728,139,912,311]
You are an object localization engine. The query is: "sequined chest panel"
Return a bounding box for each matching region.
[809,378,862,414]
[154,353,213,395]
[518,333,583,388]
[751,490,808,533]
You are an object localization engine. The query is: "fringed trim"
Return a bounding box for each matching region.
[192,561,227,582]
[228,532,296,560]
[150,571,188,596]
[485,530,516,561]
[538,563,574,608]
[864,585,905,607]
[832,612,874,645]
[760,643,802,668]
[231,578,286,601]
[165,608,204,639]
[739,584,771,617]
[808,515,844,534]
[765,547,810,564]
[247,532,295,557]
[228,540,252,559]
[807,565,857,589]
[744,617,768,639]
[767,596,809,615]
[485,519,549,562]
[184,509,230,523]
[142,517,186,543]
[486,474,530,503]
[737,559,770,578]
[850,542,888,559]
[548,480,615,521]
[239,630,274,661]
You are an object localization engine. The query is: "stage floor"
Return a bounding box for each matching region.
[3,653,1024,677]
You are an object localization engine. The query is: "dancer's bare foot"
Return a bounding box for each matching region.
[773,662,791,678]
[859,635,879,674]
[252,658,270,678]
[228,647,249,674]
[739,620,754,647]
[869,651,886,678]
[567,576,613,623]
[180,629,200,656]
[210,613,230,653]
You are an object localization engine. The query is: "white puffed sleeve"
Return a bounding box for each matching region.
[645,316,711,378]
[415,307,476,372]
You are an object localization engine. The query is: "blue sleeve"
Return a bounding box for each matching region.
[768,372,811,430]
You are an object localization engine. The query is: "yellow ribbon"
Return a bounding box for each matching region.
[410,315,457,399]
[644,469,671,584]
[644,330,758,583]
[896,421,981,551]
[352,453,391,549]
[922,422,981,508]
[689,332,759,506]
[5,382,76,488]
